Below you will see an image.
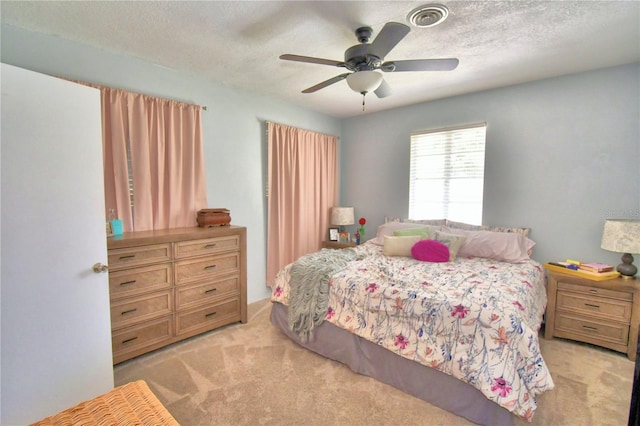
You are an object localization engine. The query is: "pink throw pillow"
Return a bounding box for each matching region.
[411,239,450,262]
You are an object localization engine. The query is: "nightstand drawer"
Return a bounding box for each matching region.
[558,281,632,301]
[555,313,630,345]
[557,290,632,323]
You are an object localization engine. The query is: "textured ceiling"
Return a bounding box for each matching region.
[2,1,639,118]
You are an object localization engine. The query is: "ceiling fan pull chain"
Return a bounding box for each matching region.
[362,93,366,111]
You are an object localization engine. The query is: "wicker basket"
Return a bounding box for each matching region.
[31,380,179,425]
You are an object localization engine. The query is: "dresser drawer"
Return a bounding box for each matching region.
[109,264,173,300]
[174,235,240,259]
[175,253,240,285]
[175,297,240,336]
[112,316,173,362]
[108,243,171,271]
[110,290,173,330]
[558,281,632,301]
[557,290,632,323]
[555,313,630,346]
[175,274,240,310]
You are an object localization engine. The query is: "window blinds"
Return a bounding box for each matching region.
[409,123,487,224]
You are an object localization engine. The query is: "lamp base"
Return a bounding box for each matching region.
[617,253,637,279]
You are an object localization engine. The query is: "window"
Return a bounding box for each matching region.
[409,123,486,225]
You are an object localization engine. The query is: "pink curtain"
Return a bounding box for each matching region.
[101,88,207,231]
[266,122,338,286]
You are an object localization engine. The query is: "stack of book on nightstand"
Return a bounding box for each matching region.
[544,259,620,281]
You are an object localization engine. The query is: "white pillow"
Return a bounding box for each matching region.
[372,222,437,245]
[383,235,422,257]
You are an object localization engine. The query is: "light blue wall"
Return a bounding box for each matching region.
[341,63,640,266]
[3,23,639,290]
[0,24,342,304]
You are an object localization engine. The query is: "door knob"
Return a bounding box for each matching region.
[93,263,108,273]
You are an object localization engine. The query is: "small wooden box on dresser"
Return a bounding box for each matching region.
[107,226,247,364]
[545,271,640,361]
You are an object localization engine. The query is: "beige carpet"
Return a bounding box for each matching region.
[114,298,634,425]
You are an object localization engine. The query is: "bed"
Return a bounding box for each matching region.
[270,220,555,425]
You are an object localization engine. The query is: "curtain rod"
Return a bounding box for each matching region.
[64,77,207,111]
[264,120,339,139]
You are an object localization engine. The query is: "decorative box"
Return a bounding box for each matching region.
[197,208,231,227]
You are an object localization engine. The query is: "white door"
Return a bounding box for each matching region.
[1,63,114,424]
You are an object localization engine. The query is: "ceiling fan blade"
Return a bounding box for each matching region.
[383,58,459,72]
[280,54,344,67]
[369,22,411,59]
[374,79,392,98]
[302,73,351,93]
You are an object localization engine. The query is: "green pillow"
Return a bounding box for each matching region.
[393,227,431,240]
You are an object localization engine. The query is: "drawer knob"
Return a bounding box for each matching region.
[582,325,598,332]
[205,243,217,249]
[585,303,600,310]
[122,337,138,344]
[205,288,217,294]
[205,265,217,270]
[121,308,138,315]
[205,311,217,318]
[119,255,136,261]
[120,280,137,286]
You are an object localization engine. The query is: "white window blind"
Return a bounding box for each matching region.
[409,123,487,225]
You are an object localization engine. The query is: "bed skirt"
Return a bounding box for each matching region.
[270,301,513,426]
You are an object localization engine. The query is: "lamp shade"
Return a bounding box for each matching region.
[601,219,640,253]
[331,207,355,226]
[346,71,383,94]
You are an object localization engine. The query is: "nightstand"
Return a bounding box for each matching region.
[545,270,640,361]
[322,241,357,249]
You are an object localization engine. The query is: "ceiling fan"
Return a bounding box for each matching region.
[279,22,459,103]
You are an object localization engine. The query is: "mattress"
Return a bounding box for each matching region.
[271,301,514,425]
[271,241,554,422]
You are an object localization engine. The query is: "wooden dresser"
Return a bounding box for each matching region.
[545,271,640,361]
[107,226,247,364]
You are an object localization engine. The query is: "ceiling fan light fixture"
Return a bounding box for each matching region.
[407,4,449,28]
[346,71,383,94]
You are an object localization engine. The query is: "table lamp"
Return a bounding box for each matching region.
[331,207,354,232]
[601,219,640,279]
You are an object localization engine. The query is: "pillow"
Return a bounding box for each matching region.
[403,218,447,226]
[456,230,536,263]
[411,239,450,262]
[487,225,531,238]
[383,235,422,257]
[445,220,489,231]
[432,230,467,261]
[394,227,432,239]
[372,222,435,245]
[384,216,403,223]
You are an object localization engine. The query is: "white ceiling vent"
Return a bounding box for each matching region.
[407,4,449,28]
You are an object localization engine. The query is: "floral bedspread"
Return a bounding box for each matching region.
[271,242,554,420]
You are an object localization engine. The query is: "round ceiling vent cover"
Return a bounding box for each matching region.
[407,4,449,28]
